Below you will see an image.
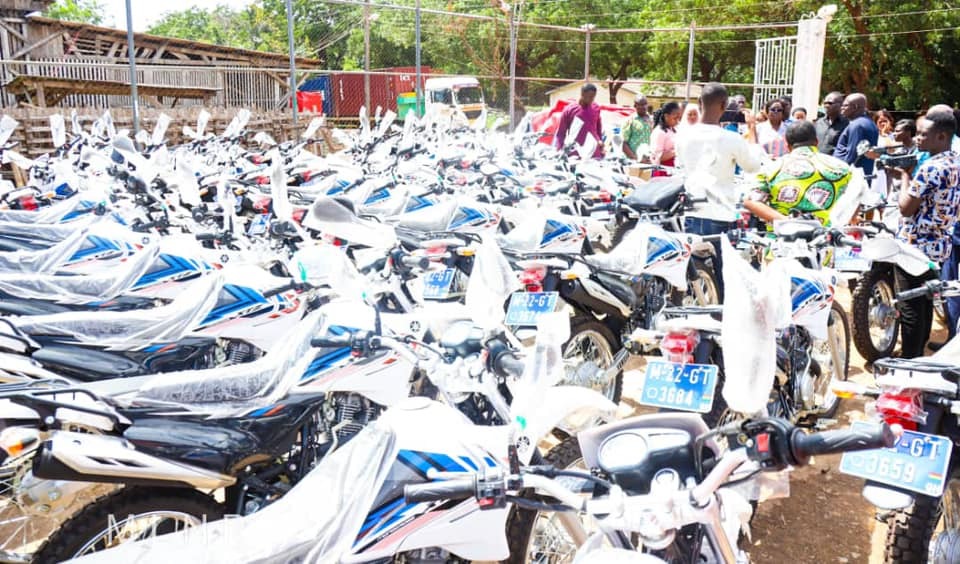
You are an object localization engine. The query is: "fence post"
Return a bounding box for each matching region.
[582,24,594,81]
[507,1,522,128]
[415,0,422,116]
[364,0,372,113]
[286,0,298,125]
[685,21,696,102]
[124,0,139,136]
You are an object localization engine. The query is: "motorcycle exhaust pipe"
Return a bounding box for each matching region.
[33,431,236,489]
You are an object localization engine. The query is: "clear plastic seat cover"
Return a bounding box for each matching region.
[125,310,325,414]
[0,243,160,302]
[0,195,90,224]
[393,198,457,232]
[14,273,223,346]
[67,423,397,564]
[0,215,99,243]
[0,227,89,274]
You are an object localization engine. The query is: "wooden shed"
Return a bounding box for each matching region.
[0,1,321,109]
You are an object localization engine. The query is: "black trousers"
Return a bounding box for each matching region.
[894,266,938,358]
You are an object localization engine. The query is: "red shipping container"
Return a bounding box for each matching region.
[330,67,435,118]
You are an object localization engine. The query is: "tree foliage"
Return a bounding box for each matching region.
[44,0,104,25]
[143,0,960,112]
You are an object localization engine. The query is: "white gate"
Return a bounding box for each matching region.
[752,36,797,112]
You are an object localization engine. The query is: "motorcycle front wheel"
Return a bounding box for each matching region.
[852,267,899,362]
[31,487,223,564]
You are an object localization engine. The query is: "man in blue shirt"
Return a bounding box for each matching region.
[834,93,880,175]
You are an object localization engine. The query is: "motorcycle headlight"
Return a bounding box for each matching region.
[597,431,648,473]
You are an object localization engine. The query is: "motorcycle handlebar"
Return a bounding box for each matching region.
[310,334,354,348]
[404,478,476,503]
[790,423,896,464]
[400,255,430,271]
[493,351,525,379]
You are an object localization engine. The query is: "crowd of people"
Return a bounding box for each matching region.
[553,81,960,358]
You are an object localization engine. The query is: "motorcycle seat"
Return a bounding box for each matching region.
[593,271,637,310]
[0,298,72,317]
[13,274,223,347]
[0,244,160,304]
[128,310,324,408]
[0,227,89,274]
[621,177,685,212]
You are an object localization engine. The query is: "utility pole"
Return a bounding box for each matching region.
[582,24,594,81]
[286,0,298,125]
[415,0,422,116]
[685,21,696,102]
[507,1,522,128]
[124,0,139,137]
[363,0,371,113]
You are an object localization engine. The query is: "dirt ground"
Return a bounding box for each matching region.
[619,288,946,564]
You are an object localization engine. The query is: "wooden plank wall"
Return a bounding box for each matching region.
[1,58,285,110]
[2,107,330,158]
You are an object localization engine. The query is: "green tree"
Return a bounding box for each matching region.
[44,0,104,25]
[147,6,246,47]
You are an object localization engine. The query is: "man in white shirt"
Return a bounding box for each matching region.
[676,82,764,296]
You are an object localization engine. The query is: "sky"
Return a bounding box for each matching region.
[96,0,255,31]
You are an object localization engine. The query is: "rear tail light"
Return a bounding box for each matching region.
[292,208,307,224]
[252,196,272,213]
[875,389,925,432]
[519,266,547,293]
[255,176,270,185]
[18,195,37,211]
[659,330,700,364]
[598,190,612,203]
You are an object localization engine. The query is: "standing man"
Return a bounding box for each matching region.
[815,91,848,156]
[553,83,604,159]
[676,82,763,297]
[621,96,653,161]
[834,93,880,175]
[894,107,960,357]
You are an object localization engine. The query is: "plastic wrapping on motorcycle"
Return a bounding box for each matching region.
[289,244,367,299]
[13,273,223,347]
[586,222,690,289]
[65,422,398,564]
[304,194,397,249]
[464,235,521,330]
[393,198,459,233]
[0,194,92,224]
[0,227,88,274]
[0,214,100,243]
[720,238,791,414]
[126,310,324,415]
[0,244,161,303]
[499,211,544,249]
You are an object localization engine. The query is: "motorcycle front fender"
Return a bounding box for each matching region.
[516,385,617,464]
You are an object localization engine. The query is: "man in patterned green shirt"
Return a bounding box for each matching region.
[621,96,653,161]
[744,120,852,229]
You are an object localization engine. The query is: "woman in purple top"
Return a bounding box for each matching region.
[553,83,604,158]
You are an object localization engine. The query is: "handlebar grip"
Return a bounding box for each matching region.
[310,334,354,348]
[401,255,430,270]
[494,352,526,379]
[790,423,896,464]
[195,233,219,241]
[403,478,476,504]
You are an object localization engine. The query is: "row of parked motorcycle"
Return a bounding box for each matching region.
[0,104,952,563]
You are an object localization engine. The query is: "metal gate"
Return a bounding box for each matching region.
[753,36,797,111]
